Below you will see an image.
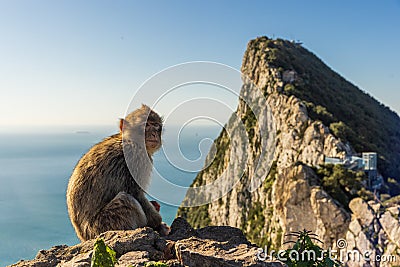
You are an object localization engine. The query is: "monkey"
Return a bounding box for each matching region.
[66,104,166,241]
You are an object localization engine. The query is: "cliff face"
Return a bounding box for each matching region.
[178,37,400,266]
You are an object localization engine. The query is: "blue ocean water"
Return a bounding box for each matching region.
[0,125,221,266]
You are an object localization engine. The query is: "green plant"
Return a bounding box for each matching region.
[314,164,371,208]
[179,204,211,229]
[284,83,296,94]
[383,194,400,208]
[280,230,341,267]
[245,202,266,246]
[208,128,230,173]
[264,160,277,193]
[329,121,352,141]
[242,102,258,141]
[91,239,117,267]
[311,105,334,124]
[144,262,169,267]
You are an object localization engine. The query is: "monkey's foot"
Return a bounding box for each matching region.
[157,222,170,236]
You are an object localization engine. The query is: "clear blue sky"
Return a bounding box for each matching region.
[1,1,399,127]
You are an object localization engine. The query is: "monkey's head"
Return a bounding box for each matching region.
[120,104,163,155]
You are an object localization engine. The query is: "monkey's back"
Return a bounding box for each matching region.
[66,133,133,238]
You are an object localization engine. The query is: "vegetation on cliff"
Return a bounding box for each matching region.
[248,37,400,193]
[178,36,400,256]
[313,164,372,208]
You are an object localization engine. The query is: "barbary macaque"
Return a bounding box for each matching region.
[67,104,168,241]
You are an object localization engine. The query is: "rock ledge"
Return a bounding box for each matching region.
[10,217,285,267]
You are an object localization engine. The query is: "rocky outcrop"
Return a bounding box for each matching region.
[179,37,353,247]
[345,198,400,267]
[10,218,285,267]
[178,37,400,266]
[272,165,350,247]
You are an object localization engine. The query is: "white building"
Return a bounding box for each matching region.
[363,152,377,171]
[324,152,378,190]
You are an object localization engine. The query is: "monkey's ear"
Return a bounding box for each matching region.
[119,119,125,132]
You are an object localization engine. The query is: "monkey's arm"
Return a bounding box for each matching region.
[136,192,162,229]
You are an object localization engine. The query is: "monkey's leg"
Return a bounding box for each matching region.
[91,192,147,238]
[136,192,162,230]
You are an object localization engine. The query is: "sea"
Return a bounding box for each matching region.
[0,124,221,266]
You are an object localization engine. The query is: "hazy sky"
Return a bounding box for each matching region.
[1,1,399,128]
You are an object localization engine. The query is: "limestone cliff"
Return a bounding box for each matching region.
[178,37,400,266]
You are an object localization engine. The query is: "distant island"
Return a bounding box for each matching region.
[75,130,90,134]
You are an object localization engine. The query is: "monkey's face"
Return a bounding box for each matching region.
[145,120,162,154]
[122,105,163,155]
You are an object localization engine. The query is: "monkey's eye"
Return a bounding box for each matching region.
[146,123,162,132]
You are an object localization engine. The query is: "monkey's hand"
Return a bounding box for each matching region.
[150,200,160,212]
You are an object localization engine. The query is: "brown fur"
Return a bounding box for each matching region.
[67,105,163,241]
